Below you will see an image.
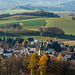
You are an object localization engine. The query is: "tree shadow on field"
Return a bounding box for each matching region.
[0,31,17,37]
[49,34,75,40]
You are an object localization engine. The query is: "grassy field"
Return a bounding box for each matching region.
[0,9,35,14]
[0,36,66,42]
[49,11,69,14]
[0,15,47,30]
[0,9,70,15]
[46,17,75,36]
[0,14,75,41]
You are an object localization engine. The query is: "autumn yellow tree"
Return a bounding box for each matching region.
[19,23,23,26]
[46,37,50,42]
[38,55,48,75]
[57,53,62,62]
[22,40,27,47]
[0,55,3,62]
[28,52,39,75]
[54,37,57,41]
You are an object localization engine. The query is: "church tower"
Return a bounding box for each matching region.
[39,42,45,56]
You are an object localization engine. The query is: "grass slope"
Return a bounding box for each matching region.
[0,15,47,30]
[0,8,70,15]
[49,11,69,14]
[0,15,75,41]
[46,17,75,36]
[0,9,35,14]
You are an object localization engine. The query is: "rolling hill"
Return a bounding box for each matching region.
[46,17,75,35]
[10,0,75,11]
[50,0,75,11]
[0,15,75,41]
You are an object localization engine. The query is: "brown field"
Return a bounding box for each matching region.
[61,40,75,45]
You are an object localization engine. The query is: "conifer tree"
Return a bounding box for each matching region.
[57,53,62,62]
[38,55,48,75]
[28,52,39,75]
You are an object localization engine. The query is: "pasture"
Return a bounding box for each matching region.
[0,9,35,15]
[0,14,75,41]
[46,17,75,36]
[0,9,70,15]
[0,15,47,30]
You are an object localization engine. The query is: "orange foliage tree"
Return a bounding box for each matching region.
[57,53,62,62]
[38,55,48,75]
[28,52,39,75]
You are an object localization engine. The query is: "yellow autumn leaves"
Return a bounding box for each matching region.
[46,37,57,42]
[57,53,62,62]
[25,52,62,75]
[19,23,23,26]
[27,52,48,75]
[38,55,48,75]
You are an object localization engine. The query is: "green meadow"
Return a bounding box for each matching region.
[0,9,70,15]
[0,14,75,41]
[0,15,47,30]
[46,17,75,35]
[0,9,35,14]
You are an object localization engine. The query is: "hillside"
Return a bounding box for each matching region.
[50,0,75,11]
[0,15,47,30]
[0,9,35,15]
[46,17,75,35]
[0,15,75,41]
[0,15,75,35]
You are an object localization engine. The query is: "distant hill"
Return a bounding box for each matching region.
[13,4,50,11]
[11,0,75,11]
[0,0,74,10]
[50,0,75,11]
[61,1,75,11]
[14,11,60,18]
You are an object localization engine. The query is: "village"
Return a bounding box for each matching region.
[0,37,75,62]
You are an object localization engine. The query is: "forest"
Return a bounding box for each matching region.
[0,52,75,75]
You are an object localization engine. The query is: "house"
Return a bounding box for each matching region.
[0,42,9,49]
[47,40,53,44]
[34,40,39,43]
[0,47,4,54]
[13,41,21,50]
[62,54,75,61]
[4,43,9,49]
[45,48,56,56]
[3,49,12,57]
[26,48,38,55]
[27,38,34,42]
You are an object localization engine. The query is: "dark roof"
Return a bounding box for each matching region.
[29,51,34,53]
[65,45,69,47]
[3,50,10,54]
[27,38,34,41]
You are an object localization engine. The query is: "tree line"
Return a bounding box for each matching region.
[0,11,60,20]
[0,14,11,19]
[72,16,75,20]
[0,27,64,36]
[15,11,60,17]
[39,27,64,36]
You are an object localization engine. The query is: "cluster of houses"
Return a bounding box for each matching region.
[0,38,75,61]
